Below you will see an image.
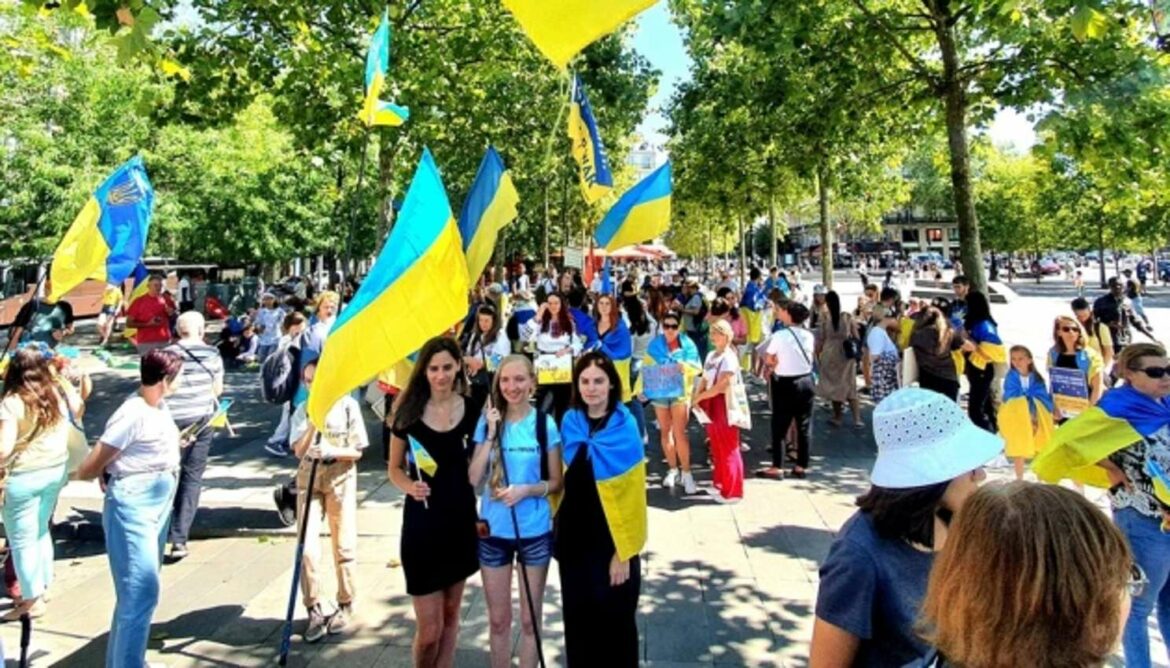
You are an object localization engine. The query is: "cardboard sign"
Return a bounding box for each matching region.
[563,246,585,269]
[643,362,685,401]
[1050,366,1089,418]
[536,353,573,385]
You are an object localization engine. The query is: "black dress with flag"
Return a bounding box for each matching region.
[393,398,481,596]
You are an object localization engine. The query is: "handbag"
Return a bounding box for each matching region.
[726,371,753,430]
[842,337,862,360]
[65,419,89,476]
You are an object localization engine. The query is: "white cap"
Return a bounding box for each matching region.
[870,388,1003,488]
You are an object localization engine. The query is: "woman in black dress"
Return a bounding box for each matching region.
[388,336,483,667]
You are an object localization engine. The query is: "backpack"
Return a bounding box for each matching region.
[1092,294,1120,325]
[260,338,300,404]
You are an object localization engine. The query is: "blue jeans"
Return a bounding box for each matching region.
[1116,507,1170,668]
[103,470,178,668]
[1,464,67,599]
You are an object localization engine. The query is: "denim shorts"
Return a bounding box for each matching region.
[478,532,553,568]
[651,397,686,410]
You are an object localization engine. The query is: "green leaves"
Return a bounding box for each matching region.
[1071,3,1108,41]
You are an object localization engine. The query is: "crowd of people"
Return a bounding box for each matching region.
[1,255,1169,666]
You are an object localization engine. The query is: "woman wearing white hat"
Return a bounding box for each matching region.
[808,387,1003,667]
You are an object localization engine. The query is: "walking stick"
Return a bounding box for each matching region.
[18,612,30,668]
[496,429,547,668]
[277,456,320,666]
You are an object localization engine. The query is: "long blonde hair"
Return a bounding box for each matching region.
[488,355,536,490]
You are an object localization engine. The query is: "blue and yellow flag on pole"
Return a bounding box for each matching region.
[407,435,439,477]
[458,147,520,284]
[568,76,614,204]
[593,161,671,252]
[49,157,153,301]
[359,10,410,127]
[502,0,656,69]
[307,148,469,428]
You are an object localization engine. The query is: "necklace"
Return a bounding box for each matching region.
[429,395,460,430]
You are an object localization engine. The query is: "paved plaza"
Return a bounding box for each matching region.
[1,272,1167,667]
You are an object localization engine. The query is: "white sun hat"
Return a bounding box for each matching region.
[870,387,1003,489]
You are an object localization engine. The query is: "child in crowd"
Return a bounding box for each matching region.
[290,360,368,642]
[998,345,1055,480]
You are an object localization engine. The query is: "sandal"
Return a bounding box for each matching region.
[789,468,808,479]
[755,467,785,480]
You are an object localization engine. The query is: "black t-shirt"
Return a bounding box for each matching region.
[555,421,614,563]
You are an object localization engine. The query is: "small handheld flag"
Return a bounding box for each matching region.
[49,157,153,301]
[568,76,614,204]
[408,435,439,477]
[458,147,520,283]
[359,10,410,127]
[593,161,672,251]
[502,0,656,69]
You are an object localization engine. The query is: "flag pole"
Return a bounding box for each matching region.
[342,126,375,285]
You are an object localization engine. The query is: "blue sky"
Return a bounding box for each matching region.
[629,1,1035,150]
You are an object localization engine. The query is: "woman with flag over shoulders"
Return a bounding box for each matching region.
[594,293,634,404]
[634,309,701,494]
[1034,341,1170,668]
[387,336,484,668]
[556,352,647,666]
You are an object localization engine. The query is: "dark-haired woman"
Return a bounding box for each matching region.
[462,304,510,409]
[761,302,816,479]
[557,352,647,666]
[815,291,862,429]
[962,291,1005,433]
[523,292,581,424]
[625,296,657,444]
[77,349,185,667]
[0,347,82,620]
[910,307,965,402]
[810,387,1000,667]
[388,336,483,668]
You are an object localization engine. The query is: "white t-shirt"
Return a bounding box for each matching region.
[99,396,181,477]
[703,348,741,386]
[255,307,286,346]
[764,327,816,377]
[290,395,369,452]
[179,277,191,302]
[516,274,531,294]
[866,325,899,357]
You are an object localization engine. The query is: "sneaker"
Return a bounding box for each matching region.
[681,472,697,495]
[169,543,189,561]
[304,604,329,643]
[274,486,297,528]
[662,468,679,489]
[740,443,750,452]
[265,441,289,458]
[328,603,351,635]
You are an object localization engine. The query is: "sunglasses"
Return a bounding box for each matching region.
[1130,562,1149,598]
[1058,326,1079,334]
[1136,366,1170,379]
[662,322,680,330]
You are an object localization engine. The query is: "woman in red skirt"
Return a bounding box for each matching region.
[693,319,745,502]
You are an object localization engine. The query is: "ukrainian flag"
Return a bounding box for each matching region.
[408,435,439,477]
[502,0,656,69]
[966,320,1006,371]
[121,261,150,342]
[307,149,469,428]
[358,10,410,127]
[1034,385,1170,506]
[568,76,614,204]
[740,281,766,344]
[560,404,647,560]
[593,162,671,252]
[998,369,1055,459]
[49,157,153,302]
[458,147,520,284]
[598,317,633,403]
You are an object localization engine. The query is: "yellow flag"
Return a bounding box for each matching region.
[502,0,656,69]
[409,435,439,477]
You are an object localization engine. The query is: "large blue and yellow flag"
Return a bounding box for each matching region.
[568,76,614,204]
[593,161,671,252]
[49,157,153,302]
[502,0,656,69]
[458,147,520,284]
[121,261,150,342]
[965,319,1006,371]
[359,10,410,127]
[1034,384,1170,507]
[560,404,647,560]
[308,149,469,428]
[998,369,1055,459]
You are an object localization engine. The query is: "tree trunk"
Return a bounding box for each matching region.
[1098,220,1107,288]
[769,194,779,268]
[738,215,746,289]
[818,165,834,289]
[932,1,986,294]
[372,132,401,258]
[543,183,551,269]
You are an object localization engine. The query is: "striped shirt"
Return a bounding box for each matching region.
[164,341,224,422]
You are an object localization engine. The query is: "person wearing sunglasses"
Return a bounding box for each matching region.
[918,482,1137,667]
[1035,342,1170,668]
[634,310,701,494]
[1048,316,1105,419]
